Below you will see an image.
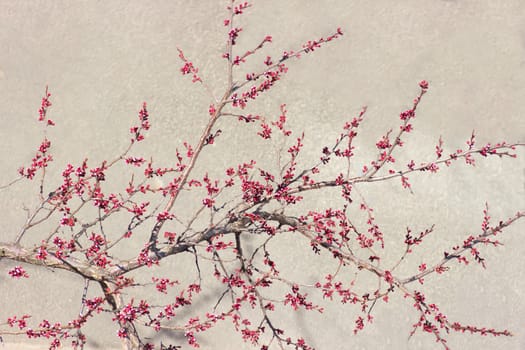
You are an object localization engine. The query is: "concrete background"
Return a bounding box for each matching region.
[0,1,524,349]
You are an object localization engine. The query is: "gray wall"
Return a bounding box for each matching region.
[1,1,524,349]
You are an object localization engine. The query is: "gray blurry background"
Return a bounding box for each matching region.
[0,1,524,349]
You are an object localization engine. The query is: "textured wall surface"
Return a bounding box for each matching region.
[1,1,524,349]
